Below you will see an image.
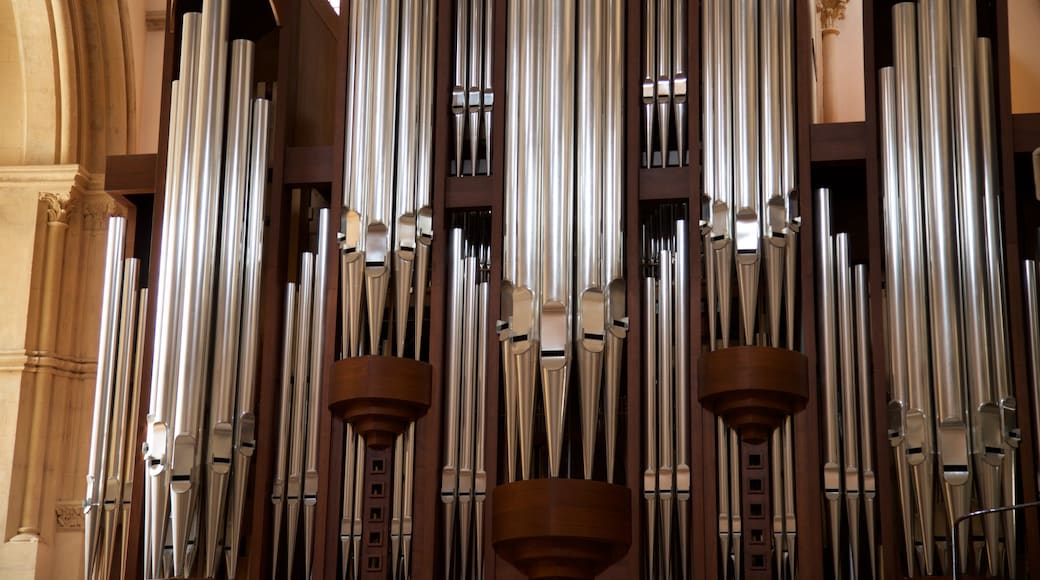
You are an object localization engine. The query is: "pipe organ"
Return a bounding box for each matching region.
[91,0,1040,579]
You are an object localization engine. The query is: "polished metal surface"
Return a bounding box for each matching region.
[225,96,270,580]
[854,264,878,580]
[732,0,761,346]
[285,252,315,576]
[978,37,1020,579]
[836,234,862,578]
[878,64,918,575]
[205,38,253,578]
[815,188,842,580]
[270,284,296,580]
[85,216,127,580]
[144,12,200,576]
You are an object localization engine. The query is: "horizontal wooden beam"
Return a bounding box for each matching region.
[810,122,866,162]
[105,153,157,196]
[1013,112,1040,153]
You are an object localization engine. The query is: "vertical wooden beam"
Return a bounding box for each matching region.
[794,0,826,577]
[995,0,1040,576]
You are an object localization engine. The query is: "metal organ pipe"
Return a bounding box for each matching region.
[876,1,1023,576]
[701,1,800,577]
[85,216,127,580]
[879,64,917,575]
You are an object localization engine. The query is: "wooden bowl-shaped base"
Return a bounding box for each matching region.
[328,356,431,449]
[699,346,809,443]
[492,479,631,580]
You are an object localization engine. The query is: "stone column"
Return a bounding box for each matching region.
[816,0,849,123]
[12,193,72,540]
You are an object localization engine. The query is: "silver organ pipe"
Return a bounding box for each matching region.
[334,1,436,577]
[816,188,842,580]
[879,65,918,575]
[441,216,492,580]
[124,2,272,576]
[84,223,148,580]
[270,283,296,580]
[642,207,692,579]
[702,1,800,577]
[204,38,253,579]
[644,0,688,166]
[85,216,126,580]
[873,1,1023,576]
[496,0,626,494]
[451,0,495,176]
[978,37,1020,580]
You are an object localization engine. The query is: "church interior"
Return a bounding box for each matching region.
[2,0,1040,579]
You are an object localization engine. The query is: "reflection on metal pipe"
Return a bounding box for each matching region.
[270,284,296,580]
[85,216,127,580]
[441,216,491,579]
[815,188,842,580]
[499,0,626,490]
[874,2,1023,576]
[854,264,878,580]
[451,0,494,176]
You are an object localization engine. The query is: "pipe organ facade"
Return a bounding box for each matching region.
[78,0,1040,579]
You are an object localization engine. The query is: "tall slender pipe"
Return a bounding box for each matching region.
[204,39,253,577]
[643,0,656,167]
[414,0,436,359]
[709,0,733,349]
[853,264,877,580]
[836,234,862,576]
[602,0,627,486]
[643,252,659,579]
[762,0,786,349]
[393,0,420,357]
[145,14,199,575]
[576,0,605,480]
[120,287,148,580]
[270,283,297,580]
[894,4,938,572]
[500,0,521,481]
[169,1,230,571]
[656,0,672,166]
[919,3,971,562]
[673,0,688,166]
[98,258,140,580]
[85,216,126,580]
[815,188,842,580]
[879,65,917,575]
[441,230,464,576]
[303,209,330,579]
[1025,261,1040,493]
[225,96,271,580]
[733,0,761,345]
[978,36,1020,579]
[285,252,315,574]
[540,0,576,478]
[674,218,691,580]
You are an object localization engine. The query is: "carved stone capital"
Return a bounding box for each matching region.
[816,0,849,29]
[83,197,126,230]
[55,501,84,530]
[39,192,74,224]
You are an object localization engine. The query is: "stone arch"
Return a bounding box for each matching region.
[1,0,137,170]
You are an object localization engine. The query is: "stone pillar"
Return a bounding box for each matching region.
[0,164,119,580]
[816,0,850,123]
[13,193,72,540]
